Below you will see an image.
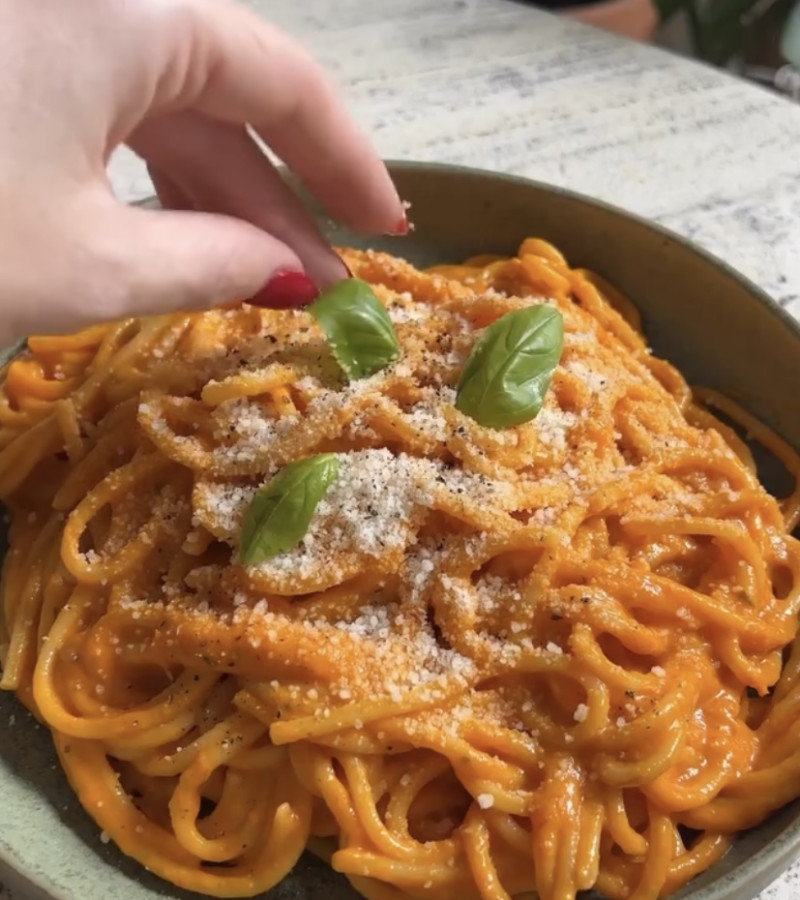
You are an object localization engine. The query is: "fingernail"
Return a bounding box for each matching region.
[249,270,319,309]
[388,214,409,236]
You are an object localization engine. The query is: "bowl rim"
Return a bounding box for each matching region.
[136,158,800,351]
[3,159,800,900]
[376,159,800,343]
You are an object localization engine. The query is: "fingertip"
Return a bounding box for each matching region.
[313,169,408,237]
[274,140,407,238]
[388,212,410,237]
[249,269,319,309]
[111,204,307,315]
[309,252,351,290]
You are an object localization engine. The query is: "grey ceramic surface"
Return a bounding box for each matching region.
[2,162,800,900]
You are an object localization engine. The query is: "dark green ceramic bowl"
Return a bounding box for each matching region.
[1,162,799,900]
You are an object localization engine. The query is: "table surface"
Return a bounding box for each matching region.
[5,1,800,899]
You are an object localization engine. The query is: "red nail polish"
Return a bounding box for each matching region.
[390,215,409,236]
[249,270,319,309]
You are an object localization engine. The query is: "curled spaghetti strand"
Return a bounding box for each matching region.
[0,240,798,900]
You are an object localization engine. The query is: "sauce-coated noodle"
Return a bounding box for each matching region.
[1,240,799,900]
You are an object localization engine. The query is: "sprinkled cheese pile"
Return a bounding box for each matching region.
[194,449,515,582]
[115,246,741,735]
[253,450,421,579]
[533,407,581,451]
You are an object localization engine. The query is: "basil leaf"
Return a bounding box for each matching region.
[309,278,401,379]
[238,454,340,565]
[455,305,564,429]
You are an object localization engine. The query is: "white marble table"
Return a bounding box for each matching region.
[110,0,800,321]
[5,1,800,899]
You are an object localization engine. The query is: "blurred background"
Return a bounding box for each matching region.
[558,0,800,100]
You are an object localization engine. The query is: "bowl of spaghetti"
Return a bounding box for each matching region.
[1,161,799,900]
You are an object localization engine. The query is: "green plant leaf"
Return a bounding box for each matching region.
[455,305,564,429]
[309,279,401,379]
[238,454,340,565]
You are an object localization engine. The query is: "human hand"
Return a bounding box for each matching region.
[0,0,405,345]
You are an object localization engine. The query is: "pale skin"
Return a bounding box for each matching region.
[0,0,406,346]
[0,0,657,350]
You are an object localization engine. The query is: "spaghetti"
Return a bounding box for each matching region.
[1,238,799,900]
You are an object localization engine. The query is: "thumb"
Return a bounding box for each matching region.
[93,203,316,320]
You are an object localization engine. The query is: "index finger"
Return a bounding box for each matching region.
[157,0,406,236]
